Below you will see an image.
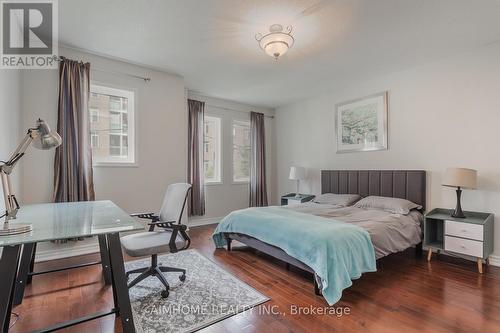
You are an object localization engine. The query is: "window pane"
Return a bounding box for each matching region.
[232,121,251,182]
[109,112,121,130]
[110,134,121,146]
[110,147,121,156]
[91,134,99,148]
[89,84,134,164]
[109,96,124,110]
[203,116,221,183]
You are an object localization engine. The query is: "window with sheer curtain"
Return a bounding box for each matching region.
[203,116,221,183]
[232,120,250,182]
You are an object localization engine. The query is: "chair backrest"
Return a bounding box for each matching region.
[159,183,192,224]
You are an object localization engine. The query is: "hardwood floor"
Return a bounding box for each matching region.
[11,224,500,333]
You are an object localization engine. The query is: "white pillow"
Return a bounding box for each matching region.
[354,196,422,215]
[313,193,361,207]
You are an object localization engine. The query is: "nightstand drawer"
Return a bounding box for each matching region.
[445,220,483,241]
[445,236,483,257]
[285,199,302,206]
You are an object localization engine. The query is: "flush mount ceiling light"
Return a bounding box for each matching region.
[255,24,294,60]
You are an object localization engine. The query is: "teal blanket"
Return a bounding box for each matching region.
[212,206,377,305]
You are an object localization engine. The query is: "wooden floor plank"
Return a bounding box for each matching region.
[10,224,500,333]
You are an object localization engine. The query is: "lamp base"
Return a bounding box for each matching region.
[0,223,32,236]
[451,211,466,219]
[295,180,301,198]
[451,187,466,218]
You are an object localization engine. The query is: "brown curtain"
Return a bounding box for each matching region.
[187,99,205,216]
[53,57,95,203]
[249,112,268,207]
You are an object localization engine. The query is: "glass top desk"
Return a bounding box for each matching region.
[0,200,144,332]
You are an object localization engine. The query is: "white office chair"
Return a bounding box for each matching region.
[121,183,192,298]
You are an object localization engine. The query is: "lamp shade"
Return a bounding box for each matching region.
[442,168,477,189]
[32,119,62,150]
[289,166,305,180]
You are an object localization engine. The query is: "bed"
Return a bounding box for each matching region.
[213,170,426,305]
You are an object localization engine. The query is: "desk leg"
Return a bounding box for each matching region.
[13,243,35,306]
[27,242,36,284]
[107,233,135,333]
[98,235,112,285]
[0,245,21,332]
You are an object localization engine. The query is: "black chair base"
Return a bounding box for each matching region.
[126,254,186,298]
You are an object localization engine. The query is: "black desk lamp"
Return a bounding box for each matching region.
[442,167,477,218]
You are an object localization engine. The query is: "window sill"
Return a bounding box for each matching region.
[205,181,223,186]
[93,162,138,168]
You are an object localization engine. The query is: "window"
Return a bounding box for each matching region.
[232,120,251,182]
[89,84,135,165]
[90,108,99,123]
[91,133,99,148]
[203,116,221,183]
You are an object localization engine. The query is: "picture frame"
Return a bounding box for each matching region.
[335,91,388,153]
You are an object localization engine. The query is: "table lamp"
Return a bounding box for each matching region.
[0,119,62,235]
[442,167,477,218]
[289,166,305,198]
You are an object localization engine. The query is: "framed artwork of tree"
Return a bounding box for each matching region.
[335,92,388,153]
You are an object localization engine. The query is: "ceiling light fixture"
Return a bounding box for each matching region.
[255,24,294,60]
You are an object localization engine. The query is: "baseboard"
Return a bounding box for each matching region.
[489,255,500,267]
[188,216,222,227]
[35,241,100,263]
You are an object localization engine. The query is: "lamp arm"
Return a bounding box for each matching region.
[1,131,35,174]
[1,172,11,218]
[0,131,35,220]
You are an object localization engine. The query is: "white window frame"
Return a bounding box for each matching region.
[90,83,137,167]
[231,120,251,184]
[204,115,222,185]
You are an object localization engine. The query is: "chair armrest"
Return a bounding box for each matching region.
[148,221,190,253]
[130,212,158,220]
[144,221,189,253]
[147,221,187,231]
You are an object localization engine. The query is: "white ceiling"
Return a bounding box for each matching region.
[59,0,500,108]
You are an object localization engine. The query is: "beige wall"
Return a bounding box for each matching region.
[275,43,500,258]
[0,70,22,213]
[188,93,276,223]
[20,46,187,215]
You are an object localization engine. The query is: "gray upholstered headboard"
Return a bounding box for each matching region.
[321,170,426,210]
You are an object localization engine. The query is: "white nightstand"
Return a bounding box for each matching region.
[424,208,494,273]
[281,193,315,206]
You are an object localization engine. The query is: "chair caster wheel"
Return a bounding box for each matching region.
[161,290,169,298]
[179,274,186,282]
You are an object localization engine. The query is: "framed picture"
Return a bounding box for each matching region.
[335,91,388,153]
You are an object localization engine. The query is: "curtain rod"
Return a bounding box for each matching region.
[53,56,151,82]
[205,104,274,119]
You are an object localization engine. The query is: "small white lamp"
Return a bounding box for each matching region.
[289,166,305,198]
[442,167,477,218]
